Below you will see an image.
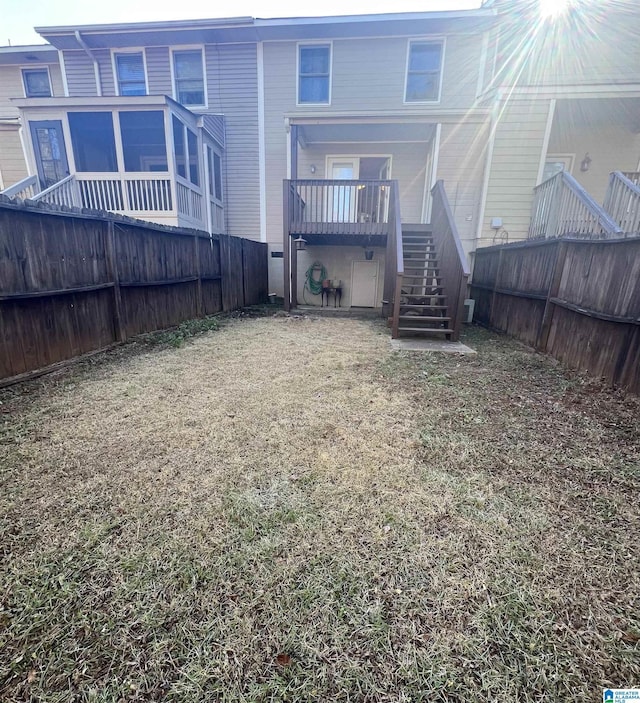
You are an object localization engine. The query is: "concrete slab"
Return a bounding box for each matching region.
[390,338,477,355]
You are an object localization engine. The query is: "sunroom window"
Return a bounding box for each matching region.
[405,41,443,102]
[172,115,200,186]
[68,112,117,172]
[298,45,331,104]
[115,53,146,96]
[119,111,167,172]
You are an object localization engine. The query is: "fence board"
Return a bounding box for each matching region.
[471,236,640,394]
[0,200,268,384]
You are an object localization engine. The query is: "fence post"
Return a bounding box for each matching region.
[105,219,125,342]
[536,239,567,352]
[194,232,203,317]
[488,247,504,328]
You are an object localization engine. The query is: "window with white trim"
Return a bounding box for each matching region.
[405,41,443,102]
[114,53,146,96]
[22,68,52,97]
[173,50,205,107]
[298,45,330,104]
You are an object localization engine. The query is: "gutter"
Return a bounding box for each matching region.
[74,30,102,96]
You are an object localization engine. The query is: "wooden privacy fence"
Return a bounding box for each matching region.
[471,237,640,394]
[0,198,268,384]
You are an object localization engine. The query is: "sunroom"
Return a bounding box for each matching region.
[8,96,224,234]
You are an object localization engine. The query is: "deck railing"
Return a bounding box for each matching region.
[387,181,404,338]
[288,179,392,235]
[530,170,623,239]
[176,178,204,228]
[1,174,40,201]
[429,181,470,342]
[31,175,81,208]
[604,171,640,235]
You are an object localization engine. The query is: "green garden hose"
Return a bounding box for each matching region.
[303,261,328,303]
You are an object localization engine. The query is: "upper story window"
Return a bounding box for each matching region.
[114,52,147,96]
[22,68,52,98]
[405,41,444,102]
[298,44,331,105]
[172,50,205,107]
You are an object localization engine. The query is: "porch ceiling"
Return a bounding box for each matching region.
[298,122,436,145]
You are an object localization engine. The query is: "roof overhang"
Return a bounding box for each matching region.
[0,44,58,65]
[36,9,497,50]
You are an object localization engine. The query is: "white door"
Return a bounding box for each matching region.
[326,157,360,222]
[351,260,379,307]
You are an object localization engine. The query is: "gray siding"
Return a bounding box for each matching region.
[146,47,173,96]
[202,114,225,148]
[63,51,97,96]
[205,43,260,241]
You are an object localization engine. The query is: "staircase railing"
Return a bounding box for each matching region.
[387,181,404,338]
[604,171,640,235]
[430,180,470,342]
[0,174,40,200]
[31,175,81,208]
[529,170,623,239]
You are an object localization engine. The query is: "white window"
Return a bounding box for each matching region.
[207,145,223,202]
[172,50,205,107]
[298,44,331,105]
[114,52,147,96]
[405,41,443,102]
[22,68,52,98]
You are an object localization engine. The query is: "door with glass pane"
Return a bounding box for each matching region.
[29,121,69,189]
[326,157,359,223]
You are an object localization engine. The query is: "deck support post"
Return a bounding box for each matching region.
[283,181,291,311]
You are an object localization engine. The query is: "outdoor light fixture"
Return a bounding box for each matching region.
[309,164,316,174]
[294,236,307,251]
[580,153,592,172]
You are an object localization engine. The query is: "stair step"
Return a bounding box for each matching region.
[397,327,452,335]
[403,267,440,272]
[398,315,450,322]
[402,294,447,300]
[401,285,444,290]
[399,304,448,310]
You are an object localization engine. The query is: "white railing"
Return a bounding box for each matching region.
[176,179,204,227]
[1,175,40,200]
[530,171,623,239]
[31,175,81,208]
[209,199,224,234]
[604,171,640,235]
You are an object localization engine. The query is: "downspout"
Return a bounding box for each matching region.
[75,30,102,96]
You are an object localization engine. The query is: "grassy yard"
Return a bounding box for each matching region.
[0,314,638,702]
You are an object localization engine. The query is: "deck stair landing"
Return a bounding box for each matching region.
[397,227,452,338]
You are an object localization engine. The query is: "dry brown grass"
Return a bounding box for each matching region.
[1,314,638,701]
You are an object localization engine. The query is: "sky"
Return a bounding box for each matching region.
[1,0,482,46]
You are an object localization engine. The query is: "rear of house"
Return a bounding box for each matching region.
[1,1,639,330]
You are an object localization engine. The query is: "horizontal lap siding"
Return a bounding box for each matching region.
[146,47,172,96]
[63,51,97,96]
[206,43,260,241]
[0,127,28,188]
[438,120,489,256]
[481,98,551,244]
[297,142,429,223]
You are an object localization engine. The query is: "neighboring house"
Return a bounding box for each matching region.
[0,44,63,190]
[1,2,639,323]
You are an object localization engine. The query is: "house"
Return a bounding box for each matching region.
[1,1,639,337]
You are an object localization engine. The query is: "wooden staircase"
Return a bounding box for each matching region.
[395,226,452,338]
